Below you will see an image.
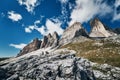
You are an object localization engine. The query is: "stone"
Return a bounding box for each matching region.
[60,22,88,45]
[40,36,48,48]
[114,28,120,34]
[0,49,96,80]
[51,31,59,48]
[89,18,114,38]
[17,38,42,56]
[45,33,54,48]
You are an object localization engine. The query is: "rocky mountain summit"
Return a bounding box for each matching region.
[60,22,88,45]
[17,38,42,57]
[89,18,116,38]
[17,32,59,57]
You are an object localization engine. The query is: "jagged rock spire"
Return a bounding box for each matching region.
[60,22,88,45]
[89,18,113,38]
[40,36,48,48]
[17,38,42,57]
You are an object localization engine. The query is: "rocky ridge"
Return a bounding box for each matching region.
[59,22,88,45]
[89,18,116,38]
[18,18,120,56]
[17,38,42,57]
[17,32,59,57]
[0,48,96,80]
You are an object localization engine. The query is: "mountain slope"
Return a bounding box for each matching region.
[0,48,95,80]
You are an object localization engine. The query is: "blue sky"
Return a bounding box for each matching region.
[0,0,120,57]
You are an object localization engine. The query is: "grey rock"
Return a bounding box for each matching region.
[60,22,88,45]
[45,33,54,48]
[40,36,48,48]
[89,18,116,38]
[51,31,59,48]
[114,28,120,34]
[0,49,96,80]
[17,38,42,57]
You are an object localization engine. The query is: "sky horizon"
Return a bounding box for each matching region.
[0,0,120,57]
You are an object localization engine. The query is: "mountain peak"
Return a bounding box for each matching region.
[60,22,88,45]
[89,18,113,38]
[17,38,42,57]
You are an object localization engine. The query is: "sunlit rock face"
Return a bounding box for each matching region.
[17,38,42,57]
[60,22,88,45]
[89,18,115,38]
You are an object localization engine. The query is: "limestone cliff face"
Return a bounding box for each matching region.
[18,32,59,56]
[51,31,59,48]
[60,22,88,45]
[45,32,59,48]
[17,38,42,57]
[89,18,115,38]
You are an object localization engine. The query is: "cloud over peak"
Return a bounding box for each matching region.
[25,19,64,36]
[8,11,22,22]
[69,0,112,25]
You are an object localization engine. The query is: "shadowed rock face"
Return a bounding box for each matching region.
[89,18,115,38]
[45,33,54,48]
[60,22,88,45]
[114,28,120,34]
[41,32,59,48]
[51,31,59,48]
[17,32,59,56]
[17,38,42,57]
[40,36,48,48]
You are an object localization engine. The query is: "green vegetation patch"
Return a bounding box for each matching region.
[61,40,120,67]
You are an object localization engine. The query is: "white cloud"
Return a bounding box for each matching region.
[58,0,69,23]
[113,0,120,21]
[34,20,40,24]
[18,0,39,13]
[113,14,120,21]
[25,25,35,33]
[25,19,64,35]
[35,26,46,35]
[10,43,27,49]
[69,0,112,25]
[59,0,68,4]
[45,19,64,35]
[8,11,22,22]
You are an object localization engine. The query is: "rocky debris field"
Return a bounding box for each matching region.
[0,49,96,80]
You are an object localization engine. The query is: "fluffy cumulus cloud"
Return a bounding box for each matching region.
[8,11,22,22]
[69,0,112,25]
[25,19,64,35]
[25,25,35,33]
[45,19,64,35]
[113,0,120,21]
[18,0,39,13]
[10,43,27,49]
